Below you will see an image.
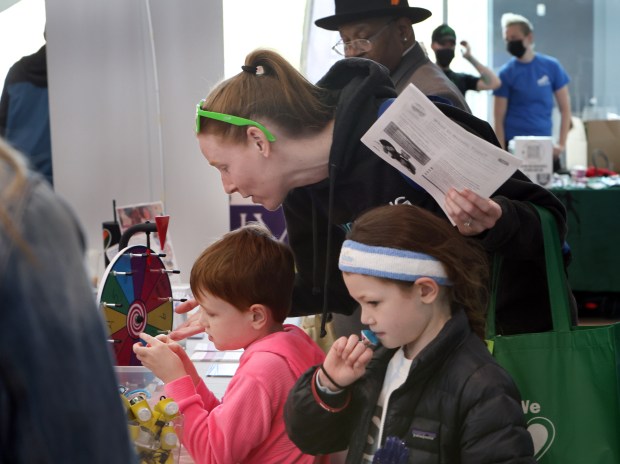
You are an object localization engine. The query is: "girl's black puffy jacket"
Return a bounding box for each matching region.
[284,310,536,464]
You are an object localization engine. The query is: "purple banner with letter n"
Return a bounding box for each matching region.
[229,193,288,243]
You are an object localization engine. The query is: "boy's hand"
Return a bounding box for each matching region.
[321,335,373,390]
[168,341,202,387]
[133,333,186,383]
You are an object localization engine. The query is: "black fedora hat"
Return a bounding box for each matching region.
[315,0,432,31]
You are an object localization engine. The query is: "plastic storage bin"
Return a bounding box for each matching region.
[116,366,185,464]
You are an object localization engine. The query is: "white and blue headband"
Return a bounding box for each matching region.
[338,240,452,286]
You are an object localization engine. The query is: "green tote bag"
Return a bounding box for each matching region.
[486,205,620,463]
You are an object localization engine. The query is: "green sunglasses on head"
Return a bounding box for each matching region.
[195,99,276,142]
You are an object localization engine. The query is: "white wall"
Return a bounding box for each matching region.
[46,0,227,280]
[446,0,492,122]
[222,0,307,78]
[593,0,620,114]
[0,0,46,85]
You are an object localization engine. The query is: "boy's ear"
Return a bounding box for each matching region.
[415,277,439,303]
[246,126,270,158]
[248,304,269,328]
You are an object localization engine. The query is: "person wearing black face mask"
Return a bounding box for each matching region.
[493,13,572,172]
[430,24,501,97]
[506,39,527,58]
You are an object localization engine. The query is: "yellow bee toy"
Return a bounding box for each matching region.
[121,391,181,464]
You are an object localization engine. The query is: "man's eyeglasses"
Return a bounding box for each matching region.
[195,100,276,142]
[332,19,396,57]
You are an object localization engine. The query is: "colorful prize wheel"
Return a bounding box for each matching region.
[97,244,173,365]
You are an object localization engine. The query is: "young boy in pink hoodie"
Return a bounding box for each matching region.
[134,223,327,463]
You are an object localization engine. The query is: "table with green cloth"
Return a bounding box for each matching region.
[550,186,620,292]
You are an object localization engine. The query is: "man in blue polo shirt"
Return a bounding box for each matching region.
[493,12,571,172]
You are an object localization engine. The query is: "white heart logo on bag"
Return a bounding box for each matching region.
[526,416,555,460]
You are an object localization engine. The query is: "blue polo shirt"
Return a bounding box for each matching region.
[494,53,569,144]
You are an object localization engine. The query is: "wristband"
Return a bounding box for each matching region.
[316,372,343,394]
[311,368,351,413]
[319,364,346,390]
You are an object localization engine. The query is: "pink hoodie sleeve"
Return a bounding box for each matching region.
[163,365,278,463]
[165,375,220,413]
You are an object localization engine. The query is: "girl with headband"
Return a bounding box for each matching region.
[284,204,535,463]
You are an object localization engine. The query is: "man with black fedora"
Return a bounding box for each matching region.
[316,0,469,112]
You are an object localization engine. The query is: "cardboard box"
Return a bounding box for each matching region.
[512,136,554,187]
[584,119,620,171]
